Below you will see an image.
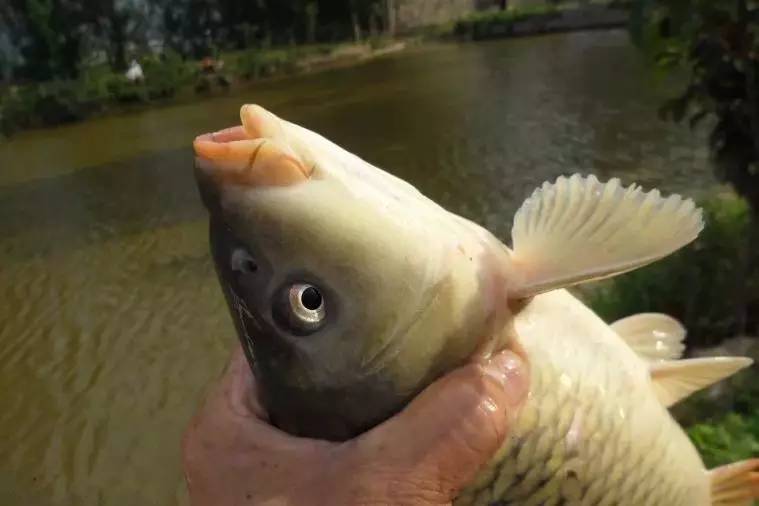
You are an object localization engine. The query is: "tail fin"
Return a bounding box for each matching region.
[711,459,759,506]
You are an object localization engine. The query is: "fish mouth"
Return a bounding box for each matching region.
[193,105,312,188]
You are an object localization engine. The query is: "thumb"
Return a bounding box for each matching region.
[355,350,528,502]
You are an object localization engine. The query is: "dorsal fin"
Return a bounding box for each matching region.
[611,313,686,362]
[649,357,753,407]
[509,174,703,298]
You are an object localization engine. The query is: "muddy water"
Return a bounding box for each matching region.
[0,30,716,505]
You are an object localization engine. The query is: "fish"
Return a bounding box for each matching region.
[193,104,759,505]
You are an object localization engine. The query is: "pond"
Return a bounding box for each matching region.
[0,29,718,505]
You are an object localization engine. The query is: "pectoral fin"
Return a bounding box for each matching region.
[649,357,753,407]
[509,174,703,298]
[611,313,686,362]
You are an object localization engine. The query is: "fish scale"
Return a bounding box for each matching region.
[456,289,706,506]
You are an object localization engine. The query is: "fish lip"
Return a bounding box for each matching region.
[196,125,250,144]
[193,124,311,186]
[193,125,250,160]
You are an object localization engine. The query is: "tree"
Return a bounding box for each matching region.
[11,0,88,80]
[349,0,362,42]
[630,0,759,217]
[0,3,24,82]
[305,2,318,44]
[386,0,397,37]
[630,0,759,334]
[87,0,155,71]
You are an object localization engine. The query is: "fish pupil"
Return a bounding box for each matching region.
[301,287,322,310]
[244,259,257,273]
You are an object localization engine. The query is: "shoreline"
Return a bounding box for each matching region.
[451,4,629,41]
[0,40,411,140]
[1,4,631,139]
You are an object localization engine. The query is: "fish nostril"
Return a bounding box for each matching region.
[231,248,258,274]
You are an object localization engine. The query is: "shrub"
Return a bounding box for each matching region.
[454,4,562,39]
[234,48,299,80]
[0,88,31,135]
[0,81,94,133]
[585,191,758,347]
[105,75,148,104]
[142,50,192,100]
[688,408,759,468]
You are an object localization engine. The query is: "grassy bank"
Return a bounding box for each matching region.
[452,1,631,41]
[0,39,403,137]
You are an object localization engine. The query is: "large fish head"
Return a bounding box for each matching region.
[193,105,515,440]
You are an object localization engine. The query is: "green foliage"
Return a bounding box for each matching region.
[0,41,391,136]
[688,408,759,468]
[18,0,80,80]
[233,49,300,80]
[629,0,759,215]
[454,4,563,39]
[5,0,398,84]
[141,50,194,100]
[0,81,95,134]
[0,51,194,135]
[585,192,758,346]
[229,44,338,80]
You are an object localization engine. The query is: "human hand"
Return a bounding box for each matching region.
[181,345,528,506]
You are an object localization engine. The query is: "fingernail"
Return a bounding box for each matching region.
[482,350,528,408]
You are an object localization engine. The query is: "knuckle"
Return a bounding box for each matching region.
[450,375,507,458]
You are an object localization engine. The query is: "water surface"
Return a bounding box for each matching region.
[0,30,716,505]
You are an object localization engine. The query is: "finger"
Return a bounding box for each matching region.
[182,344,337,505]
[354,349,528,500]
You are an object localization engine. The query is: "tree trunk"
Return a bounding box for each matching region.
[500,0,508,10]
[386,0,396,37]
[351,8,361,43]
[110,12,128,72]
[349,0,362,43]
[305,2,318,44]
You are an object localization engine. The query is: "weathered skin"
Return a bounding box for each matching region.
[193,105,743,505]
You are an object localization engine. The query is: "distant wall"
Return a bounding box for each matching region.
[396,0,499,31]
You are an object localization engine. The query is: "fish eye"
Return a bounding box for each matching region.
[231,248,257,274]
[273,283,326,335]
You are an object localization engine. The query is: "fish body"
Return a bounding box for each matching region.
[458,289,708,505]
[193,105,758,505]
